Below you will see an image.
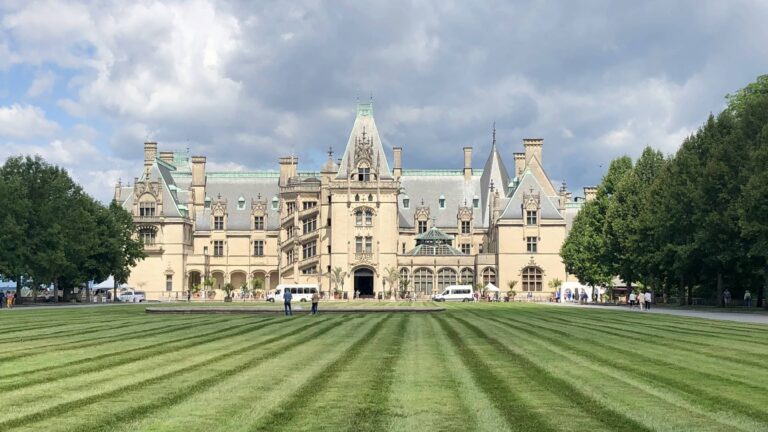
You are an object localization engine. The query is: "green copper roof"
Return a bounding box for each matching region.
[415,226,454,242]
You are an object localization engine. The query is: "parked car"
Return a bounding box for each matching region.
[118,290,146,303]
[432,285,473,302]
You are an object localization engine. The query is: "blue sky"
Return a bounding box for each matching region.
[1,0,767,203]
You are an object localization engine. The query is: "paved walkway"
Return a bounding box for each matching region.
[553,302,768,325]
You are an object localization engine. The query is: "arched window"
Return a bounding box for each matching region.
[138,227,157,245]
[522,266,543,292]
[460,268,474,285]
[355,211,363,225]
[413,268,434,296]
[437,268,457,290]
[365,210,373,225]
[481,267,496,286]
[399,268,409,280]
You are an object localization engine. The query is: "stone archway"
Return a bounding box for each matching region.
[353,267,374,297]
[188,271,201,291]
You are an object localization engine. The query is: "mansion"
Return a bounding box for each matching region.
[116,102,592,299]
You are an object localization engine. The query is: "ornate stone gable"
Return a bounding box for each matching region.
[354,127,374,167]
[211,194,228,216]
[414,199,430,221]
[522,186,541,211]
[134,176,161,199]
[251,195,267,216]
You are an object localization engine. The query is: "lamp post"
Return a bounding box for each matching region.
[203,246,209,301]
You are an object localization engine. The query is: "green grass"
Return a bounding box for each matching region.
[1,303,767,431]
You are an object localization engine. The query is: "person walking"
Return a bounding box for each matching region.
[311,290,320,315]
[629,291,636,310]
[283,289,293,316]
[723,289,732,307]
[638,291,644,311]
[744,290,752,308]
[644,291,652,311]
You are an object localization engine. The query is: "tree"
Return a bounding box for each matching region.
[561,200,612,291]
[330,267,346,298]
[507,280,518,300]
[107,200,147,301]
[250,277,264,300]
[383,266,399,300]
[0,164,30,302]
[222,283,235,301]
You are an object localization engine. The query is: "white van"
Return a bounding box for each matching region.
[432,285,473,302]
[118,290,146,303]
[267,284,319,302]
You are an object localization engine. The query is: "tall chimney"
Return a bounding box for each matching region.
[114,179,122,202]
[279,156,298,186]
[159,151,174,165]
[144,141,158,170]
[393,147,402,179]
[584,186,597,202]
[513,153,525,177]
[463,147,472,180]
[191,156,206,207]
[523,138,543,164]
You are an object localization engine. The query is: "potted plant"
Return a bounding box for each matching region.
[222,283,235,302]
[384,266,399,301]
[507,280,518,302]
[330,267,346,299]
[240,283,250,302]
[250,277,264,300]
[399,278,410,299]
[189,283,202,300]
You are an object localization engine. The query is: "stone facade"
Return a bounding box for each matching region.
[116,102,590,300]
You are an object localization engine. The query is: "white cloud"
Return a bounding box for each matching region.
[26,70,56,97]
[0,104,59,139]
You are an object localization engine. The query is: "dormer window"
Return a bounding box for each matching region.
[526,210,538,225]
[204,196,211,209]
[438,195,446,209]
[271,197,279,210]
[214,216,224,230]
[139,200,156,217]
[473,197,479,209]
[403,196,410,209]
[237,196,245,210]
[358,167,370,181]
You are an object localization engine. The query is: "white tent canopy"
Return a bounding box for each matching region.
[484,283,500,292]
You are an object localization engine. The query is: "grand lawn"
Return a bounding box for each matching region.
[0,302,767,431]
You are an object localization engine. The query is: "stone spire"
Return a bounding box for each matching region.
[480,123,511,225]
[335,102,393,180]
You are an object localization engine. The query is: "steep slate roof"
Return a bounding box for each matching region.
[480,134,511,226]
[336,102,393,180]
[186,174,281,231]
[133,160,183,218]
[398,171,484,229]
[499,168,562,220]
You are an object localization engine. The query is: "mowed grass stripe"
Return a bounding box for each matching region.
[104,315,379,432]
[447,315,654,432]
[386,315,490,432]
[435,315,557,432]
[524,312,768,383]
[0,316,279,391]
[476,312,765,432]
[533,311,768,368]
[0,317,144,343]
[0,315,232,362]
[552,308,768,344]
[485,317,768,423]
[247,314,396,432]
[267,315,410,432]
[0,315,345,430]
[530,307,768,358]
[38,315,358,432]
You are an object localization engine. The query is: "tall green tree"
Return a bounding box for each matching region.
[106,200,146,300]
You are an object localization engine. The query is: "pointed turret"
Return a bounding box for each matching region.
[335,102,393,180]
[480,124,511,225]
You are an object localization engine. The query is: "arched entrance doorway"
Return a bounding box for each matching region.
[354,268,374,297]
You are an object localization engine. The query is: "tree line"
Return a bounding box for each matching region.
[0,156,146,303]
[561,75,768,307]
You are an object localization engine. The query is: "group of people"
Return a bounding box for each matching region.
[628,291,652,310]
[283,289,320,316]
[722,289,752,307]
[0,291,15,309]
